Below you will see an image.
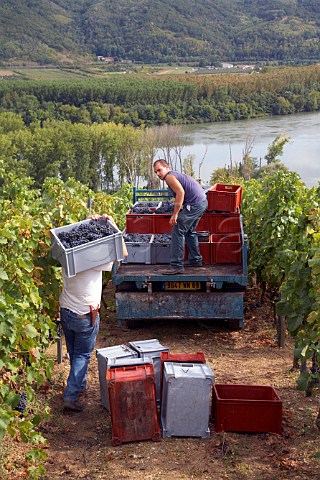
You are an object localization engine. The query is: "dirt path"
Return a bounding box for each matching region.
[37,286,319,480]
[2,286,319,479]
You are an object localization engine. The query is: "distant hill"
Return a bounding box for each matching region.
[0,0,319,65]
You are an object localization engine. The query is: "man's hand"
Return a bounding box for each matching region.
[169,213,178,226]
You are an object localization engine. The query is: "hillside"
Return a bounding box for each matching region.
[0,0,319,65]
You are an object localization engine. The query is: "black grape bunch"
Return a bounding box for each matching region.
[155,201,174,214]
[131,202,160,214]
[58,221,115,249]
[125,233,153,243]
[153,234,171,244]
[15,392,27,418]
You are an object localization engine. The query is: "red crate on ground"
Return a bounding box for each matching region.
[210,233,242,264]
[212,384,282,434]
[126,211,155,234]
[107,365,161,446]
[207,184,242,212]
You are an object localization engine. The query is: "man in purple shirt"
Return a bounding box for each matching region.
[154,159,208,275]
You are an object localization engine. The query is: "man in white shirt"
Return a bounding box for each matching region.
[60,214,127,412]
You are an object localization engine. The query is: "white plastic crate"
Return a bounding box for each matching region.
[161,362,215,438]
[50,218,123,277]
[96,344,138,411]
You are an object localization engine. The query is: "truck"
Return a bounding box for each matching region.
[112,187,248,330]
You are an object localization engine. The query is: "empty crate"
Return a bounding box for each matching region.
[160,351,206,394]
[161,362,215,438]
[212,384,282,434]
[50,219,124,277]
[96,344,138,411]
[129,339,169,404]
[207,184,242,212]
[107,364,161,445]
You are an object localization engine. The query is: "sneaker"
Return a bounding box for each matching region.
[63,399,84,412]
[185,261,203,267]
[161,267,185,275]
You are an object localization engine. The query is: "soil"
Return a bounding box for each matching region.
[2,285,320,480]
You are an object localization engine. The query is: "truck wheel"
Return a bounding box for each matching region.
[227,319,242,330]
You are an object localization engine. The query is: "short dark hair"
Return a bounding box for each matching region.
[153,159,169,168]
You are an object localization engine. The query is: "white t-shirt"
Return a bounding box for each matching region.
[59,262,113,315]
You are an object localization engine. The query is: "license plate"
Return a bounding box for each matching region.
[165,281,201,291]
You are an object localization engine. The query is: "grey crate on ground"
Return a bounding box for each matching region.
[128,339,169,404]
[161,362,215,438]
[108,356,153,368]
[50,219,123,277]
[96,345,138,411]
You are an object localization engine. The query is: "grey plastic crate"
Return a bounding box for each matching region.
[124,233,153,264]
[96,344,138,411]
[161,362,215,438]
[108,356,153,368]
[50,218,123,277]
[151,234,171,264]
[129,339,169,404]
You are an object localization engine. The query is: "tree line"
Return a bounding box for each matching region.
[0,66,319,127]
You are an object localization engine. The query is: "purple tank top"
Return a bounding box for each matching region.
[166,171,207,205]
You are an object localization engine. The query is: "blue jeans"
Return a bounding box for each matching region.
[170,199,208,268]
[60,307,100,401]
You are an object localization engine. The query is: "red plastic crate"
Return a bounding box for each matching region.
[210,233,242,264]
[207,184,242,212]
[210,213,241,234]
[196,214,208,232]
[126,210,155,234]
[107,365,161,445]
[212,384,282,434]
[153,214,172,233]
[185,242,211,264]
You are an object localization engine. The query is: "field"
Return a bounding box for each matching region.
[2,284,319,480]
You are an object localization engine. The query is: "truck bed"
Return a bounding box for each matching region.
[113,262,246,286]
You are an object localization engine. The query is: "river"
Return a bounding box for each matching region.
[176,111,320,187]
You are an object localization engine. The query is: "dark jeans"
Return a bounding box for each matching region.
[170,199,208,268]
[60,307,100,401]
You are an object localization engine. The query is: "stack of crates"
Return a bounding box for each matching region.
[124,184,243,265]
[205,183,243,265]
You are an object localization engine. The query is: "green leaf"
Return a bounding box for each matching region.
[24,324,38,338]
[0,269,8,280]
[17,258,34,273]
